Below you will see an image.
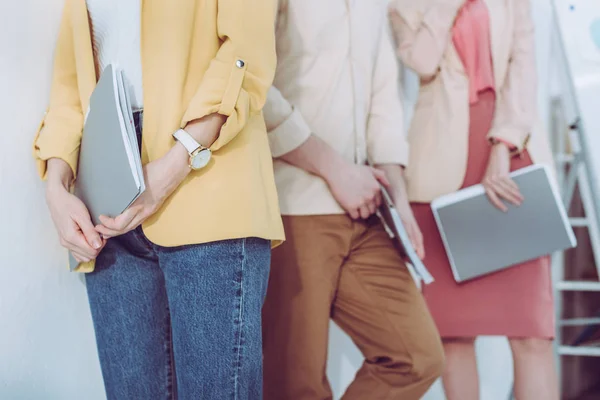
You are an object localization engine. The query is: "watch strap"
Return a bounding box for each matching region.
[173,129,201,154]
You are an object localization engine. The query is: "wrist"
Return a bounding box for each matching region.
[490,136,517,150]
[391,183,411,212]
[320,153,347,184]
[46,158,73,191]
[166,143,192,180]
[45,174,71,205]
[489,137,513,160]
[46,175,69,192]
[184,114,226,148]
[148,146,191,202]
[491,142,511,157]
[45,178,69,201]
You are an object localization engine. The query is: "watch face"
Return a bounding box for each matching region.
[191,149,211,170]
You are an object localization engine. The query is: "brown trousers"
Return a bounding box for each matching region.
[262,215,444,400]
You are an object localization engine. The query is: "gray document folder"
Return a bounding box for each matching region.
[377,186,434,284]
[69,64,145,270]
[431,165,576,283]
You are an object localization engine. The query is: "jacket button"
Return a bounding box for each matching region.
[236,59,245,68]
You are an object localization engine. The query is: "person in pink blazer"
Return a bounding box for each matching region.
[389,0,558,399]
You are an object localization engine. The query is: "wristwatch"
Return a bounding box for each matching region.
[173,128,212,170]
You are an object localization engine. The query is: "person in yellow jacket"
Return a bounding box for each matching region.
[33,0,284,398]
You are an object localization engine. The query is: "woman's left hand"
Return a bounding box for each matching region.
[482,143,523,212]
[96,145,190,238]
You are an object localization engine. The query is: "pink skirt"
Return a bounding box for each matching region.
[411,90,555,338]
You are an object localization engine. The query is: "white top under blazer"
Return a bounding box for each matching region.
[86,0,144,110]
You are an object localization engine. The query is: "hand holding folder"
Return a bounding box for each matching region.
[68,65,146,271]
[431,165,576,282]
[376,185,434,285]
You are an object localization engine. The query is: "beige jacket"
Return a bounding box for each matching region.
[264,0,408,216]
[389,0,554,202]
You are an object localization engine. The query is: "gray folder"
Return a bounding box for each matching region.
[377,186,434,284]
[69,64,145,270]
[431,165,576,283]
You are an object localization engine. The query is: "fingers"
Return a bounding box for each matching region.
[121,214,146,237]
[483,175,524,211]
[342,167,386,219]
[356,196,380,219]
[400,210,426,260]
[374,192,382,208]
[389,8,402,29]
[99,208,137,232]
[371,168,390,187]
[98,208,138,237]
[500,175,520,192]
[359,205,371,220]
[71,250,91,263]
[366,198,377,215]
[484,185,508,212]
[348,208,360,219]
[75,214,103,250]
[412,225,425,260]
[61,228,97,259]
[52,204,100,261]
[494,177,523,205]
[95,224,123,239]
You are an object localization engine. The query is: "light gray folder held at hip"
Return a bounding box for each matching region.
[377,185,434,284]
[68,64,145,271]
[431,164,576,283]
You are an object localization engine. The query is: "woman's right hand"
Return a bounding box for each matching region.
[45,159,105,263]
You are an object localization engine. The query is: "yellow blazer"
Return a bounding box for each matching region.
[390,0,554,202]
[34,0,285,271]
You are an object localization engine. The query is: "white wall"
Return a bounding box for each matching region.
[0,1,553,399]
[0,1,105,399]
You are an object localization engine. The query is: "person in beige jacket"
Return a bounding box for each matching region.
[261,0,445,399]
[390,0,558,399]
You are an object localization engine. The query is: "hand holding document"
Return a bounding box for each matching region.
[431,165,576,282]
[68,65,145,271]
[377,185,435,285]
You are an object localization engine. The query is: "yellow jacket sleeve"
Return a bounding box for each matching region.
[33,0,83,180]
[180,0,277,151]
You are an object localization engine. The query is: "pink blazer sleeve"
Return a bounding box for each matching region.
[388,0,465,80]
[487,0,537,153]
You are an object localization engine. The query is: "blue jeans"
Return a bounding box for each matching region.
[86,227,270,399]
